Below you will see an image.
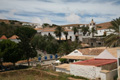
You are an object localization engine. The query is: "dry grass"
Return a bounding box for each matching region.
[0,69,58,80]
[0,67,89,80]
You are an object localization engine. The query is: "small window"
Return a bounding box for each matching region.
[98,42,101,45]
[91,43,93,46]
[74,51,78,53]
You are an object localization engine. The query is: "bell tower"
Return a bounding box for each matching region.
[89,19,96,30]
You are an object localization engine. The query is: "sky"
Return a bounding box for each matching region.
[0,0,120,25]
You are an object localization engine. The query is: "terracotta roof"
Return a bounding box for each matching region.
[0,35,7,39]
[61,24,85,27]
[35,27,72,32]
[106,47,120,58]
[77,47,105,55]
[90,19,95,23]
[73,59,117,67]
[55,64,70,71]
[96,22,112,30]
[9,35,19,39]
[61,56,94,60]
[34,28,43,30]
[81,43,90,47]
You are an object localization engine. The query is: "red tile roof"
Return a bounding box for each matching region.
[0,35,7,39]
[9,35,19,39]
[73,59,117,67]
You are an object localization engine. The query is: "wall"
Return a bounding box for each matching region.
[100,69,117,80]
[56,67,70,74]
[70,64,102,79]
[41,31,83,41]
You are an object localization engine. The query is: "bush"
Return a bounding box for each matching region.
[59,58,67,63]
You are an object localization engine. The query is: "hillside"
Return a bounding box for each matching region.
[96,22,112,30]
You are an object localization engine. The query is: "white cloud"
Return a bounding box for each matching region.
[0,13,7,19]
[65,13,80,23]
[43,17,52,24]
[8,9,16,18]
[31,17,43,24]
[31,17,52,25]
[0,0,120,24]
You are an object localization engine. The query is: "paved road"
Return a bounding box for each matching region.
[17,60,57,67]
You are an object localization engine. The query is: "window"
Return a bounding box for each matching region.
[98,42,101,45]
[74,51,78,53]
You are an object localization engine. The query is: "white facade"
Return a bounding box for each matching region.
[56,67,70,74]
[95,49,117,59]
[67,49,83,56]
[40,31,83,41]
[70,64,102,79]
[95,29,115,36]
[70,64,117,80]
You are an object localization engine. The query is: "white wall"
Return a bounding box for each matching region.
[40,31,83,41]
[100,69,117,80]
[70,64,102,79]
[95,29,115,36]
[68,49,83,56]
[56,67,70,74]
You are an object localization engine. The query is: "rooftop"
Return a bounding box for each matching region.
[55,64,70,71]
[73,59,117,67]
[77,47,105,55]
[0,35,7,39]
[61,56,94,60]
[9,35,19,39]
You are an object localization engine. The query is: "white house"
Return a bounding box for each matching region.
[56,47,120,80]
[70,49,117,80]
[61,47,105,60]
[95,22,114,36]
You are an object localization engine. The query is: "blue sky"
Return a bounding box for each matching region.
[0,0,120,25]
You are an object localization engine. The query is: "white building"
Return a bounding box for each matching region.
[61,47,105,60]
[35,19,114,41]
[70,49,117,80]
[56,47,120,80]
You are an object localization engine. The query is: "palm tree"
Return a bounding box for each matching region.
[54,26,64,41]
[42,23,50,28]
[63,31,68,40]
[81,25,90,36]
[105,17,120,47]
[72,27,79,41]
[91,27,97,37]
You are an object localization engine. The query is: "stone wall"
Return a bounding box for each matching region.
[70,64,101,79]
[100,69,117,80]
[56,67,70,74]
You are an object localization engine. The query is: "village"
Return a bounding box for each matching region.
[0,17,120,80]
[0,0,120,80]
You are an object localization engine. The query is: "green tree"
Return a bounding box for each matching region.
[0,49,3,66]
[54,26,64,42]
[72,27,79,35]
[31,34,58,55]
[63,31,68,40]
[58,42,72,55]
[72,27,79,41]
[42,23,50,28]
[105,17,120,47]
[81,25,90,36]
[16,26,37,66]
[0,40,22,67]
[91,27,97,37]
